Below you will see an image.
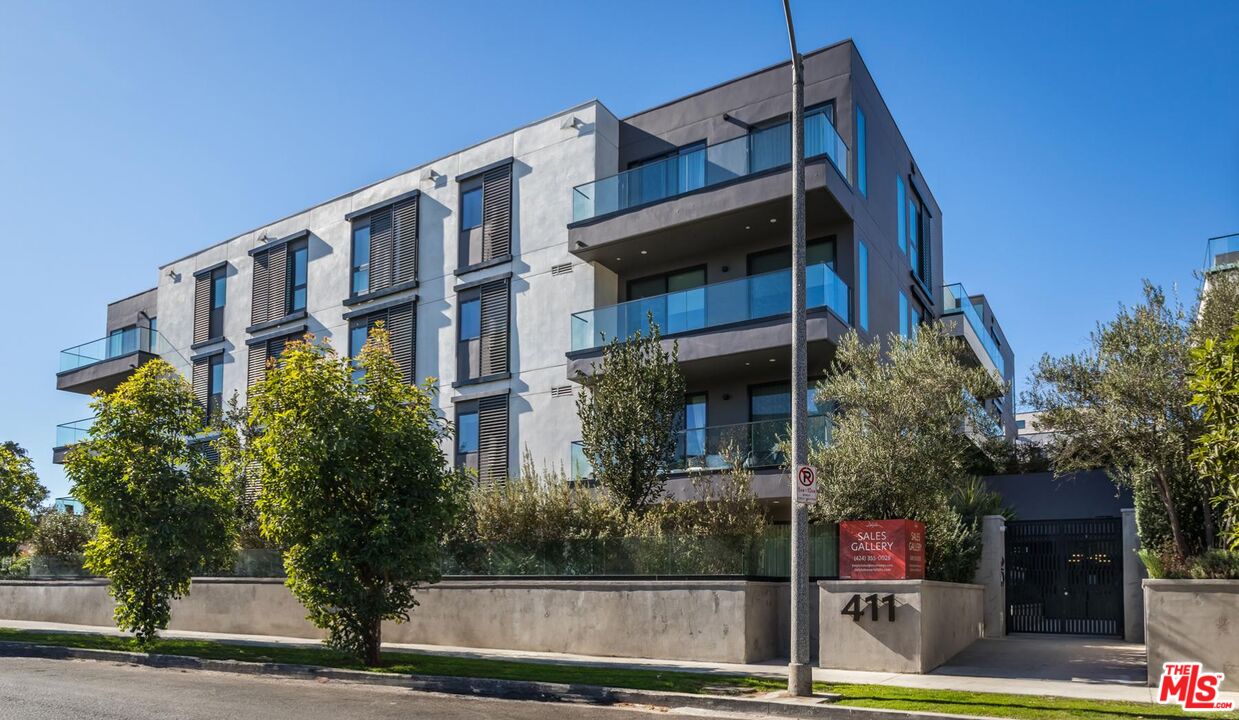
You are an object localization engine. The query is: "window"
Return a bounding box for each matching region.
[286,240,308,313]
[910,301,922,340]
[803,103,836,159]
[625,266,707,336]
[351,224,370,295]
[460,186,483,231]
[349,322,369,381]
[207,354,223,424]
[858,240,869,332]
[455,394,509,485]
[459,298,481,341]
[626,142,706,206]
[907,187,930,287]
[457,410,479,455]
[899,292,909,338]
[346,302,415,383]
[147,317,157,352]
[246,333,299,388]
[896,176,907,254]
[456,278,508,384]
[680,392,708,459]
[209,268,226,339]
[855,105,867,196]
[746,238,836,318]
[748,382,827,467]
[107,328,125,358]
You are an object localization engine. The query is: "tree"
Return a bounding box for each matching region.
[0,442,47,556]
[576,317,685,514]
[32,511,96,560]
[1189,324,1239,551]
[214,393,268,550]
[807,326,1002,582]
[248,327,466,666]
[1024,282,1223,561]
[65,360,235,645]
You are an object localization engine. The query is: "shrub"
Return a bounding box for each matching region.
[32,511,96,560]
[1188,549,1239,580]
[0,555,30,578]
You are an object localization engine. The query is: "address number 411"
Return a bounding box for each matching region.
[841,593,896,622]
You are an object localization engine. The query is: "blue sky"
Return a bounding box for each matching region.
[2,1,1236,498]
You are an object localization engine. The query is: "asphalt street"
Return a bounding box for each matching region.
[0,657,685,720]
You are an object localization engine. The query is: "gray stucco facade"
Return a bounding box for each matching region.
[52,39,1015,488]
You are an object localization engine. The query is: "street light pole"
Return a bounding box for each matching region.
[782,0,812,698]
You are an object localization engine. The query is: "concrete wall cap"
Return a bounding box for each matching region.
[818,579,985,591]
[1143,579,1239,590]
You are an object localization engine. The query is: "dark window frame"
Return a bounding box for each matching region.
[285,239,309,314]
[625,263,708,301]
[208,267,226,340]
[350,221,371,296]
[206,353,224,425]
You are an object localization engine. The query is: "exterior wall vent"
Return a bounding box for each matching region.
[550,385,573,398]
[551,262,573,276]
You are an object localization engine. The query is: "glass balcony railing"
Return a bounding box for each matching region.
[572,109,850,222]
[942,283,1005,377]
[59,327,161,373]
[55,417,94,448]
[570,414,833,480]
[571,263,849,352]
[1206,233,1239,270]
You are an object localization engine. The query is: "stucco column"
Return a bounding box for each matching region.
[974,515,1006,638]
[1121,508,1145,643]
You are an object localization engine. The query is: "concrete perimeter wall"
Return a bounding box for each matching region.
[0,578,782,664]
[1144,580,1239,690]
[818,580,983,673]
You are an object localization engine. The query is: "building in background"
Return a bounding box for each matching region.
[50,40,1014,515]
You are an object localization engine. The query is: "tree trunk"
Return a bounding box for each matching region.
[1157,474,1189,561]
[363,615,382,667]
[1202,496,1216,550]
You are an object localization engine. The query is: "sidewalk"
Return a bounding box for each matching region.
[0,619,1222,706]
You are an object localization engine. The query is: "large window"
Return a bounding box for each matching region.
[351,224,370,295]
[206,353,223,425]
[286,240,308,314]
[858,240,869,332]
[855,105,867,197]
[746,238,836,318]
[680,392,708,459]
[625,265,706,336]
[907,187,930,287]
[899,291,909,338]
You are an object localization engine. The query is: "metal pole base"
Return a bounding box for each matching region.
[788,662,813,696]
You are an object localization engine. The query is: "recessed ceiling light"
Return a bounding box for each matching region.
[640,250,647,255]
[745,225,751,230]
[769,358,776,362]
[769,218,777,223]
[615,257,621,261]
[745,362,751,366]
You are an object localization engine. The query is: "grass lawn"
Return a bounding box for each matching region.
[0,628,1231,719]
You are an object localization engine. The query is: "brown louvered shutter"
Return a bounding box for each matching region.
[266,244,288,320]
[193,273,212,344]
[386,302,415,383]
[481,165,511,261]
[479,279,509,376]
[477,394,509,487]
[192,358,210,411]
[247,344,268,387]
[393,197,418,283]
[251,251,270,325]
[369,209,393,292]
[267,336,289,367]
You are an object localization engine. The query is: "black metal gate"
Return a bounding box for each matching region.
[1005,517,1123,635]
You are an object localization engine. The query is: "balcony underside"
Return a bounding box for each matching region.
[941,315,1003,382]
[568,160,853,274]
[567,309,845,383]
[56,350,157,394]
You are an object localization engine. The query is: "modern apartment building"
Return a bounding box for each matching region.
[52,40,1015,508]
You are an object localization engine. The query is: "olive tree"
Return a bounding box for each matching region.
[0,442,47,556]
[248,327,466,666]
[1189,323,1239,551]
[576,317,685,514]
[65,359,235,645]
[808,326,1002,582]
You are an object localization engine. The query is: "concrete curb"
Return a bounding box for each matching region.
[0,641,1001,720]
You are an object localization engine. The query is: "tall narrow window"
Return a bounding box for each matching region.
[286,241,308,313]
[896,176,907,254]
[351,224,370,295]
[454,394,509,485]
[899,292,909,338]
[455,278,509,384]
[461,187,483,231]
[456,409,479,459]
[209,268,226,339]
[457,163,512,271]
[681,392,708,461]
[207,354,223,424]
[345,302,416,384]
[855,105,867,196]
[908,188,930,287]
[858,240,869,332]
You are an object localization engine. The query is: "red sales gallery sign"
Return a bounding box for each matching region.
[839,520,925,580]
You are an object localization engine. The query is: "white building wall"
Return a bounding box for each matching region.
[153,100,619,478]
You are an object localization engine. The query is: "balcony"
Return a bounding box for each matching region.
[568,113,853,271]
[573,111,849,224]
[57,327,183,395]
[1206,233,1239,271]
[941,283,1005,379]
[571,414,833,481]
[52,417,94,464]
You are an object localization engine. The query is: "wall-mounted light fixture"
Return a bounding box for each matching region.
[561,115,584,131]
[421,168,442,183]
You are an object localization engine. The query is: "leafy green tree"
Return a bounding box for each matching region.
[1024,283,1223,561]
[807,326,1002,582]
[248,327,466,666]
[32,511,96,560]
[65,360,235,645]
[214,393,268,550]
[0,442,47,556]
[576,317,685,514]
[1189,324,1239,551]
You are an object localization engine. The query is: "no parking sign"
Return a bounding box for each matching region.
[795,465,817,504]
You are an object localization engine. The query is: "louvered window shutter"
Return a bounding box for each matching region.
[251,251,270,325]
[386,302,415,383]
[479,279,509,376]
[192,358,210,411]
[247,344,267,387]
[193,274,211,344]
[266,244,288,319]
[393,197,418,284]
[369,209,394,291]
[481,165,511,261]
[477,394,509,487]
